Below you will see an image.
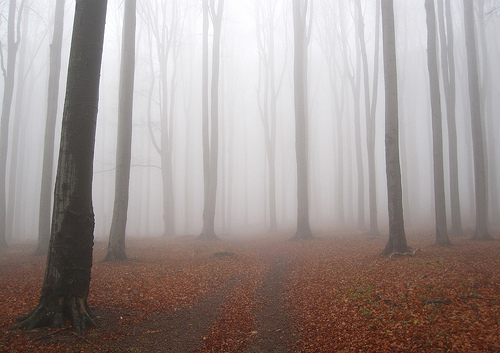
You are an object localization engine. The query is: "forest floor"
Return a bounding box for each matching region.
[0,230,499,352]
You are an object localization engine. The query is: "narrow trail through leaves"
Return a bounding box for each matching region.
[1,232,499,352]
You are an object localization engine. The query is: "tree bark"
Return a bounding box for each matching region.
[36,0,66,255]
[104,0,137,262]
[12,0,108,334]
[381,0,409,256]
[463,0,491,240]
[425,0,450,246]
[292,0,313,240]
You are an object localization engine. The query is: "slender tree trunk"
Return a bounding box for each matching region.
[104,0,137,262]
[36,0,66,254]
[463,0,491,240]
[13,0,108,334]
[425,0,450,246]
[6,10,28,243]
[292,0,313,240]
[0,0,23,249]
[381,0,409,255]
[437,0,462,236]
[200,0,224,240]
[355,0,379,235]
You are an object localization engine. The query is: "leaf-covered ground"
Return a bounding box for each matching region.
[0,231,499,352]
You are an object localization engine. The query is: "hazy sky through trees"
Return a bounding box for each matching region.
[0,0,499,243]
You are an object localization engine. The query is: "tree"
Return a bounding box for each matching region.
[355,0,380,236]
[255,0,286,233]
[436,0,462,236]
[381,0,409,255]
[104,0,137,262]
[199,0,224,240]
[462,0,491,240]
[425,0,450,246]
[13,0,108,334]
[0,0,24,249]
[36,0,66,255]
[292,0,313,240]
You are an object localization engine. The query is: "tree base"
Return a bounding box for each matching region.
[103,249,128,262]
[291,229,314,240]
[472,232,493,241]
[11,297,97,335]
[198,230,219,240]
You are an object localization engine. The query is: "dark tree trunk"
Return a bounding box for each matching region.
[292,0,313,240]
[104,0,136,262]
[12,0,108,334]
[381,0,409,256]
[36,0,66,255]
[425,0,450,246]
[463,0,491,240]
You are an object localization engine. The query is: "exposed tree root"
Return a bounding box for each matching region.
[10,297,97,335]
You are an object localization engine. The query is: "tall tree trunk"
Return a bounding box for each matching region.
[0,0,23,249]
[381,0,409,255]
[13,0,108,334]
[36,0,66,255]
[437,0,462,236]
[6,9,28,243]
[292,0,313,240]
[200,0,224,240]
[425,0,450,246]
[463,0,491,240]
[104,0,137,262]
[355,0,379,235]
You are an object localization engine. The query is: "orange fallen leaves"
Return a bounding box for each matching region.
[0,232,499,352]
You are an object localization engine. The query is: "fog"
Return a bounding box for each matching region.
[1,0,499,244]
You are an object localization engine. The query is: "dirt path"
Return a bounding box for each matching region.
[246,255,297,353]
[105,276,242,352]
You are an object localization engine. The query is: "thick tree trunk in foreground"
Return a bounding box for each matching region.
[381,0,409,255]
[12,0,108,334]
[292,0,313,240]
[425,0,450,246]
[463,0,491,240]
[36,0,66,255]
[104,0,136,262]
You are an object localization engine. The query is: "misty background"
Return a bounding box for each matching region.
[1,0,499,243]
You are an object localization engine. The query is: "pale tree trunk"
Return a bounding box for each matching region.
[437,0,462,236]
[0,0,24,249]
[478,0,498,230]
[255,0,284,233]
[6,10,28,243]
[381,0,409,255]
[104,0,136,262]
[339,0,365,231]
[200,0,224,240]
[355,0,379,235]
[13,0,108,334]
[463,0,491,240]
[36,0,66,254]
[292,0,313,240]
[425,0,450,246]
